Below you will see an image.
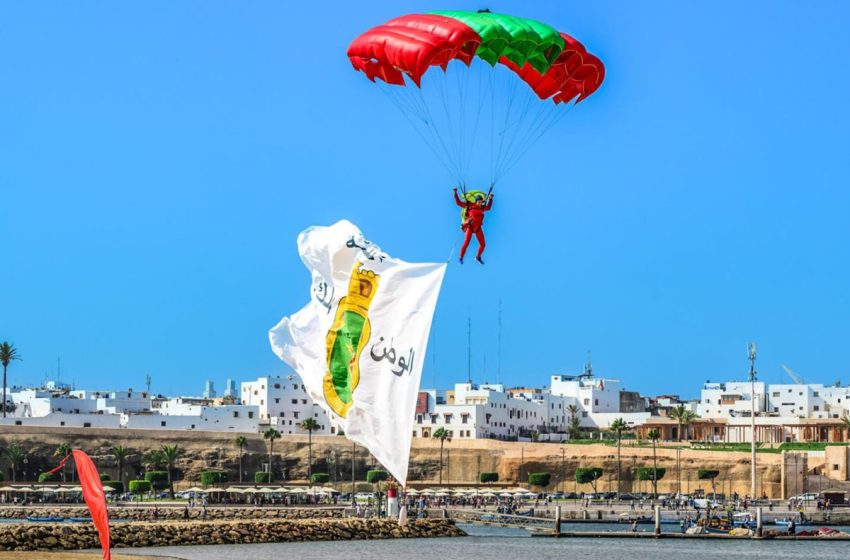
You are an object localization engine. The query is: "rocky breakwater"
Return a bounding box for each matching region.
[0,518,466,551]
[0,506,345,521]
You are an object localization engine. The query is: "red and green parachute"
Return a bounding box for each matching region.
[348,10,605,184]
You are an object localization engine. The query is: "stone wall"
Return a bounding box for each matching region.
[0,518,465,551]
[0,506,345,521]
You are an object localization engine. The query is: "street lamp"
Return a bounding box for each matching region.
[748,341,758,499]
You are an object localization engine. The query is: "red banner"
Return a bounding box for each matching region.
[72,450,111,560]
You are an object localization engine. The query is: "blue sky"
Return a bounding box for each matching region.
[2,1,849,398]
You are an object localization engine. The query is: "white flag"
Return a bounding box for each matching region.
[269,220,446,485]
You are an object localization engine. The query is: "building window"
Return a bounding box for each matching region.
[582,412,588,417]
[161,421,166,426]
[248,411,254,419]
[292,399,298,404]
[583,399,590,405]
[275,398,280,404]
[302,399,307,404]
[772,392,780,397]
[83,422,91,428]
[233,411,239,418]
[274,384,281,389]
[293,412,299,419]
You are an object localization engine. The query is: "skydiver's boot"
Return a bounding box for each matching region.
[459,255,464,265]
[476,256,484,265]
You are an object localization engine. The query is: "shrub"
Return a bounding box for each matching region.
[636,467,666,481]
[200,470,228,486]
[38,472,56,483]
[366,470,388,484]
[129,480,152,494]
[0,472,4,482]
[697,469,719,480]
[310,473,330,485]
[99,472,109,483]
[575,467,603,485]
[479,472,499,484]
[102,481,124,493]
[528,472,551,487]
[144,471,169,489]
[254,471,273,484]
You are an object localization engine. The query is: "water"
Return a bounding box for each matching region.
[117,524,850,560]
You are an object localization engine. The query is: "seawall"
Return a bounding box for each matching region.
[0,518,465,551]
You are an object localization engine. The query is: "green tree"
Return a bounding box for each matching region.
[609,418,630,497]
[142,449,165,471]
[111,445,129,488]
[433,427,450,485]
[161,444,182,498]
[567,404,582,440]
[200,470,228,486]
[0,342,21,418]
[301,417,319,480]
[366,470,388,484]
[479,472,499,484]
[54,443,72,482]
[575,467,603,494]
[234,435,248,483]
[310,472,330,485]
[129,480,151,495]
[5,444,26,482]
[698,469,720,497]
[528,472,551,488]
[263,428,281,482]
[668,405,698,442]
[647,428,661,498]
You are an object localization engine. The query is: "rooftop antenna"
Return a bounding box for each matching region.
[145,374,152,394]
[747,341,758,498]
[467,313,472,385]
[583,351,593,378]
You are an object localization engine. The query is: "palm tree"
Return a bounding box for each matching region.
[5,445,26,482]
[234,436,247,483]
[647,428,661,498]
[668,405,698,442]
[841,415,850,442]
[300,418,319,480]
[433,427,450,485]
[142,449,164,471]
[567,404,581,440]
[54,443,72,482]
[111,445,128,488]
[263,428,281,482]
[610,418,629,497]
[161,445,181,498]
[0,342,21,418]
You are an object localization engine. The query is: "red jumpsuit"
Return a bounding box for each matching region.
[454,191,493,262]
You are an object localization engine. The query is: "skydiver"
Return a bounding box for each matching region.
[453,187,493,265]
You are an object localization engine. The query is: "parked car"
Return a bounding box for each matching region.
[790,493,819,502]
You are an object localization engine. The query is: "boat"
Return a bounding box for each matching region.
[68,517,93,523]
[774,517,811,527]
[26,516,65,522]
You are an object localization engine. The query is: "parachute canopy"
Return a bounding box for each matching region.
[348,11,604,104]
[348,10,605,184]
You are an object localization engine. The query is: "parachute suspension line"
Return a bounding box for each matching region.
[436,65,462,179]
[491,69,521,186]
[410,79,464,183]
[493,97,558,181]
[495,101,577,183]
[491,82,543,181]
[455,60,473,181]
[377,83,458,181]
[462,61,492,182]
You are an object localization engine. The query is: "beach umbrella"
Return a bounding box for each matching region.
[498,492,514,497]
[288,487,308,494]
[13,487,35,493]
[434,491,450,497]
[101,486,116,492]
[206,488,226,493]
[185,487,205,493]
[258,487,277,493]
[0,486,17,491]
[224,487,246,493]
[406,489,420,495]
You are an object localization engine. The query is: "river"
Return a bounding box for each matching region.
[118,524,850,560]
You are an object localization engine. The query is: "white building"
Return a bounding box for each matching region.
[697,381,767,418]
[241,374,335,435]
